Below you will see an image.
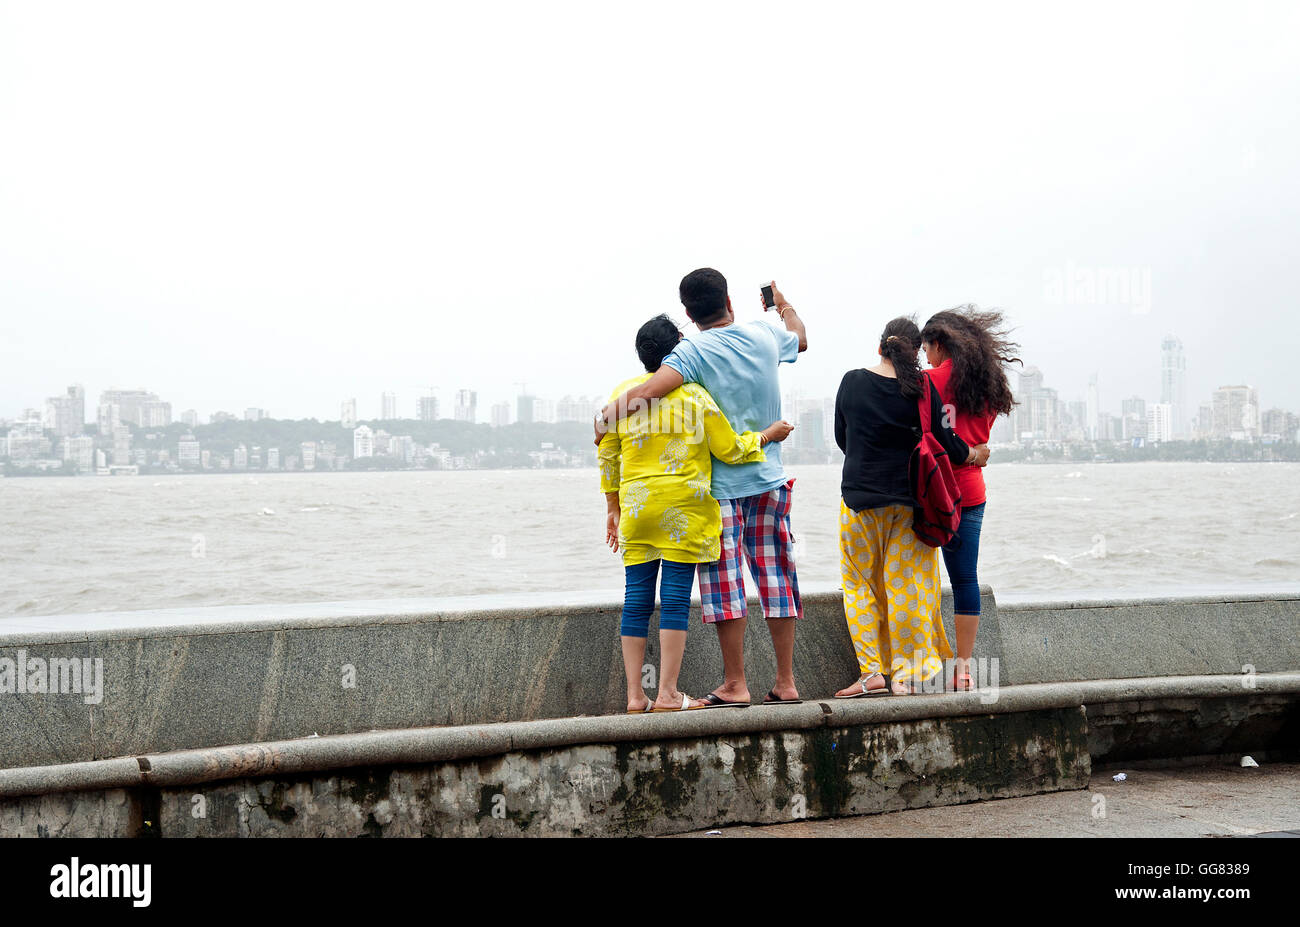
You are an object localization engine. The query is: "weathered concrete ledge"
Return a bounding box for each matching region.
[2,587,1297,773]
[1,672,1297,798]
[1,706,1093,837]
[2,673,1297,836]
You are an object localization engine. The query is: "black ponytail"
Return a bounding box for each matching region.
[879,316,923,399]
[636,314,683,372]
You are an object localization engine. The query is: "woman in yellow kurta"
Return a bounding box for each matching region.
[599,315,792,713]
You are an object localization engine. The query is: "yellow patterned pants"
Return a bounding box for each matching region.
[839,501,952,686]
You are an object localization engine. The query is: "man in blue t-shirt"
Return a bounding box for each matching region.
[597,268,809,708]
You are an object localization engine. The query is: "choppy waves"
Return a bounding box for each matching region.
[2,462,1298,617]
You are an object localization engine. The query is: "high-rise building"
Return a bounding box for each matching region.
[44,385,85,437]
[1120,396,1146,417]
[1195,403,1214,439]
[800,407,827,452]
[1015,367,1060,442]
[266,448,280,470]
[341,399,357,429]
[1261,408,1299,442]
[177,435,201,469]
[532,399,556,424]
[245,408,266,422]
[353,425,374,458]
[1064,400,1088,441]
[139,400,172,427]
[418,395,440,422]
[454,390,478,423]
[62,435,96,472]
[6,410,51,461]
[1086,374,1100,441]
[232,444,249,470]
[491,402,512,427]
[1018,367,1044,397]
[1147,403,1173,443]
[181,409,200,428]
[100,389,168,427]
[1161,335,1188,438]
[1030,387,1060,442]
[96,402,120,438]
[557,396,600,423]
[382,392,398,420]
[112,425,133,466]
[300,441,317,470]
[517,394,536,425]
[1121,396,1147,441]
[1211,385,1259,441]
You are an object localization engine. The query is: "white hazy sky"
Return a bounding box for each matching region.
[2,0,1298,423]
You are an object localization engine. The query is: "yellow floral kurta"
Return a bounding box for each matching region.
[599,374,766,565]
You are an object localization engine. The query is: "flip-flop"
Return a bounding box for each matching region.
[651,692,703,712]
[762,690,803,705]
[835,672,892,698]
[695,692,749,710]
[626,698,655,714]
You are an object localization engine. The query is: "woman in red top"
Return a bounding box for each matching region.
[920,307,1020,690]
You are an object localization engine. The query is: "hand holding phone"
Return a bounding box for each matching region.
[760,282,776,310]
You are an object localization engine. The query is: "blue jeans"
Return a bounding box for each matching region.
[941,503,985,616]
[621,559,696,638]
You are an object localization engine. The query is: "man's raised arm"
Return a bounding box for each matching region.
[593,365,685,444]
[769,281,808,353]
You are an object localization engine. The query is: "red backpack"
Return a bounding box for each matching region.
[909,372,963,548]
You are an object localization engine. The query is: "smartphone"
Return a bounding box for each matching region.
[760,283,775,310]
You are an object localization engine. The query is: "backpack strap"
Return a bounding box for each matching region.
[917,372,933,435]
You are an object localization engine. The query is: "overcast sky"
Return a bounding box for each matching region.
[2,0,1297,423]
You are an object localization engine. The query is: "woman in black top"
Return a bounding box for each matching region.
[832,317,989,696]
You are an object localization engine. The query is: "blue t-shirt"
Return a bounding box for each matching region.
[662,319,801,500]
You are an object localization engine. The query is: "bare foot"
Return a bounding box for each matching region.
[710,680,751,705]
[765,681,801,702]
[627,694,652,712]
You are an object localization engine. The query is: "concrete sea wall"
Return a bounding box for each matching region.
[0,588,1297,836]
[4,587,1296,771]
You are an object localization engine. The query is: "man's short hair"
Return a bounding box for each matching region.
[679,268,729,325]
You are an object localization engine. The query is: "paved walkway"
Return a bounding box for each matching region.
[680,762,1300,838]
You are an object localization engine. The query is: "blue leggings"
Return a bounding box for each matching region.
[940,503,986,616]
[621,559,695,638]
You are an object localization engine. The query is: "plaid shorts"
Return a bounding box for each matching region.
[698,479,803,623]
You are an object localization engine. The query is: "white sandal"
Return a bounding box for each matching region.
[836,672,891,698]
[651,692,700,712]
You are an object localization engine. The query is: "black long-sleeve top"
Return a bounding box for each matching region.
[834,368,971,512]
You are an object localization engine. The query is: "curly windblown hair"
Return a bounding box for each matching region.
[920,306,1022,417]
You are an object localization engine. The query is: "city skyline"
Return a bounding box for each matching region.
[8,330,1294,439]
[7,324,1298,480]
